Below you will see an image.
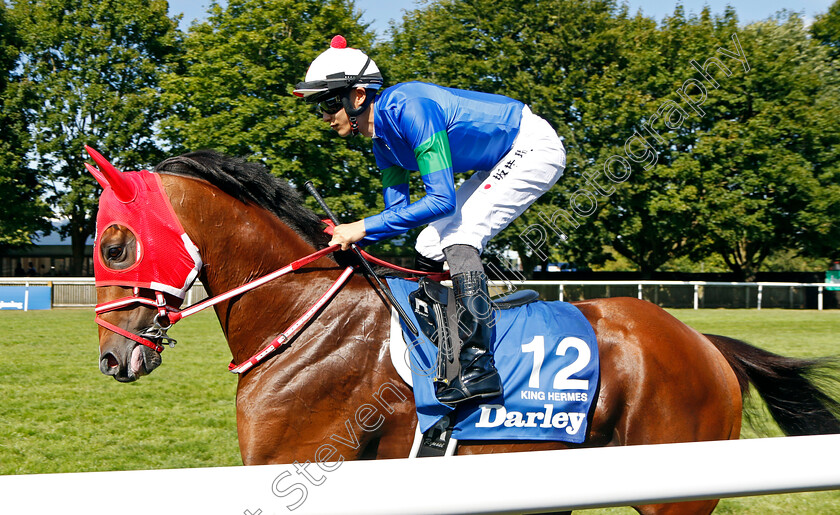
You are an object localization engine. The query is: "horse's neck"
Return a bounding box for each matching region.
[161,174,348,362]
[162,175,405,458]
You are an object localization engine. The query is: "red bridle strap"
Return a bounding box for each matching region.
[357,248,450,282]
[228,265,355,374]
[94,241,443,373]
[94,294,181,316]
[169,244,340,323]
[320,219,450,281]
[95,316,165,353]
[95,289,177,352]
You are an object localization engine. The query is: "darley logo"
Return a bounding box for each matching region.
[475,403,587,435]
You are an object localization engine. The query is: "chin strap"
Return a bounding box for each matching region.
[340,57,377,136]
[342,92,375,136]
[349,115,361,136]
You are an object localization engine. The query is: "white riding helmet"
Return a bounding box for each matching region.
[293,35,383,102]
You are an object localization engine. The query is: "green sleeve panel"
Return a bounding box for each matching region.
[381,165,410,188]
[413,130,453,177]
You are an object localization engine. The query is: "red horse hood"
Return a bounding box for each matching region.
[87,147,202,300]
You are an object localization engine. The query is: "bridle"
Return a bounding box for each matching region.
[86,152,450,374]
[95,244,354,373]
[95,289,181,353]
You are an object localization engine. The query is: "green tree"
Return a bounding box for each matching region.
[379,0,726,275]
[160,0,382,223]
[576,6,748,276]
[0,1,50,250]
[693,14,840,279]
[585,8,840,279]
[381,2,840,278]
[574,7,840,279]
[9,0,182,273]
[812,0,840,60]
[553,7,689,275]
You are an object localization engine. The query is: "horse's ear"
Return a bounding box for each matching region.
[84,145,137,203]
[85,163,109,190]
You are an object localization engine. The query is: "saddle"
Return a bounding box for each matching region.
[408,278,539,388]
[407,278,539,457]
[388,275,600,455]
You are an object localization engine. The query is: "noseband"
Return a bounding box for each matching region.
[95,289,180,353]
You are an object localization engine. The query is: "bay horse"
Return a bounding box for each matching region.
[91,150,840,515]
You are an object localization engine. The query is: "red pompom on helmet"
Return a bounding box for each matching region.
[330,35,347,49]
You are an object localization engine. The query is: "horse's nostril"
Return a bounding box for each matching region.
[100,353,119,375]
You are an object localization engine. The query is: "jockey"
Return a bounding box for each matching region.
[294,35,566,405]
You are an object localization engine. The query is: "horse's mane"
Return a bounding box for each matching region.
[153,150,329,250]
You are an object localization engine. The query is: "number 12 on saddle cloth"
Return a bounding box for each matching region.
[386,277,599,443]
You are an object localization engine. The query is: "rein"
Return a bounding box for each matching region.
[94,242,442,374]
[95,245,351,370]
[85,147,441,375]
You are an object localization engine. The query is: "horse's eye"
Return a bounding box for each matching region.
[107,246,123,259]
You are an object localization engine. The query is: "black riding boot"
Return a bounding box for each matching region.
[436,271,503,405]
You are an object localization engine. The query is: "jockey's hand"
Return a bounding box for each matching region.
[329,220,367,251]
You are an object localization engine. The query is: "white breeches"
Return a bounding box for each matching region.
[415,106,566,261]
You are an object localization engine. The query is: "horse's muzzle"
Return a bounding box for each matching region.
[99,343,162,382]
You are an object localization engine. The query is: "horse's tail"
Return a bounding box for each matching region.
[705,333,840,436]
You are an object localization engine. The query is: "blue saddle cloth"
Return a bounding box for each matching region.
[386,277,599,443]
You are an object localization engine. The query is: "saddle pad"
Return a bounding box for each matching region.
[386,277,599,443]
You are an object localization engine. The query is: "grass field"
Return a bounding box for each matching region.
[0,309,240,474]
[1,307,838,513]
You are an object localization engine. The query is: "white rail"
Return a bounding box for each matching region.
[1,278,836,310]
[495,280,838,310]
[1,435,839,514]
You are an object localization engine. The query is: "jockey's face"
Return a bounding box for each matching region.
[321,88,370,138]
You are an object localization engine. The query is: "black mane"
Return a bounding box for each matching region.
[154,150,329,249]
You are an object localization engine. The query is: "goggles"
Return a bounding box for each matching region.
[318,95,344,115]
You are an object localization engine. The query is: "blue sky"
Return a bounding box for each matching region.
[168,0,836,36]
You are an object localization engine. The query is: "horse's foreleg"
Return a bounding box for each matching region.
[363,385,418,459]
[636,499,719,515]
